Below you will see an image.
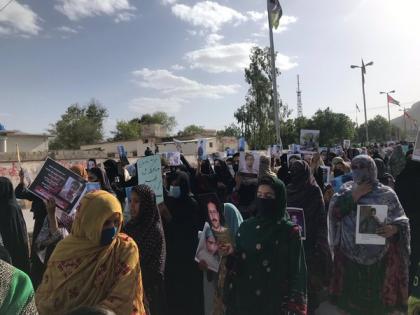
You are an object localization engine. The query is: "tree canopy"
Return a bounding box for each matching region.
[177,125,205,137]
[49,100,108,150]
[216,123,242,138]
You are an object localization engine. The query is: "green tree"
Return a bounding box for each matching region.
[217,123,241,137]
[139,111,177,132]
[234,46,289,149]
[310,108,356,146]
[49,100,108,150]
[356,115,399,143]
[178,125,205,137]
[112,119,141,141]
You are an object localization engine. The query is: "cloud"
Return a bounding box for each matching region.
[57,26,78,34]
[206,33,224,46]
[247,11,265,22]
[129,97,185,114]
[262,15,298,33]
[0,1,41,36]
[55,0,136,22]
[161,0,177,5]
[185,42,298,73]
[185,42,254,73]
[171,1,247,32]
[132,68,240,99]
[171,64,185,71]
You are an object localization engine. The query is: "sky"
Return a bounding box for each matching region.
[0,0,419,137]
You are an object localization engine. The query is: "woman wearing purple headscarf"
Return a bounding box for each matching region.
[328,155,410,315]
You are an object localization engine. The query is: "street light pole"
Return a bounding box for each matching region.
[380,90,395,140]
[351,60,373,144]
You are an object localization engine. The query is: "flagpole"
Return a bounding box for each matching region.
[267,0,281,146]
[356,104,358,127]
[361,65,369,143]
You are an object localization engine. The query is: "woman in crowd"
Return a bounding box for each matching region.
[287,161,331,314]
[395,150,420,288]
[214,158,235,197]
[389,144,406,179]
[276,153,291,185]
[123,185,167,315]
[15,169,47,288]
[0,177,30,275]
[164,171,204,315]
[374,158,395,189]
[36,190,146,315]
[258,155,277,179]
[329,155,410,315]
[0,256,37,315]
[310,152,325,192]
[225,176,307,315]
[88,167,114,193]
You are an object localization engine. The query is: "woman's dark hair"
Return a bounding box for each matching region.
[202,193,225,227]
[65,306,116,315]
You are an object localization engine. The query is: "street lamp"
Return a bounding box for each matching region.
[380,90,396,139]
[351,60,374,144]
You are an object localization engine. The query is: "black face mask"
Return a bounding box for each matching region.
[256,197,277,217]
[333,169,345,177]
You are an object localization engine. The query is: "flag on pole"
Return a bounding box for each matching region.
[268,0,282,29]
[387,95,400,106]
[356,104,360,112]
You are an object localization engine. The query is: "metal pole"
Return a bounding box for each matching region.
[404,107,407,137]
[267,0,281,145]
[361,67,369,143]
[386,93,391,140]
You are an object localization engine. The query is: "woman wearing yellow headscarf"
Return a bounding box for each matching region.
[35,190,146,315]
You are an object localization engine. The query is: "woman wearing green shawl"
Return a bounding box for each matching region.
[225,176,307,315]
[0,257,37,314]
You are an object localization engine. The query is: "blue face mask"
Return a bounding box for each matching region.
[100,226,117,246]
[168,186,181,199]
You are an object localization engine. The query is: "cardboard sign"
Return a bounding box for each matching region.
[29,158,87,212]
[118,145,130,166]
[195,223,222,272]
[197,139,207,160]
[287,207,306,240]
[137,155,164,204]
[356,205,388,245]
[300,129,320,152]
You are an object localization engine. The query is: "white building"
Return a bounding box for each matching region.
[0,130,50,153]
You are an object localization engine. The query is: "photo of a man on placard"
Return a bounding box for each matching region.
[359,207,383,234]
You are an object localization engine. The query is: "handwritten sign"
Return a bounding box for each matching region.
[137,155,163,204]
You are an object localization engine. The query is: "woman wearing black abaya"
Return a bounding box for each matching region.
[87,167,114,193]
[164,171,204,315]
[0,177,30,275]
[15,170,47,288]
[287,161,331,314]
[123,185,167,315]
[395,151,420,289]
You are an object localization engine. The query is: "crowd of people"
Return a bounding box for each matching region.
[0,142,420,315]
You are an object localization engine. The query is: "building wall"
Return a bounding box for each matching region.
[6,135,49,153]
[158,138,219,156]
[80,139,159,157]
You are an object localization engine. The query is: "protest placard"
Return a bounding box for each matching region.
[117,145,130,166]
[239,151,260,175]
[320,166,331,185]
[29,158,86,212]
[356,205,388,245]
[197,139,207,160]
[137,155,164,204]
[300,129,320,151]
[161,152,182,166]
[195,222,221,272]
[287,207,306,240]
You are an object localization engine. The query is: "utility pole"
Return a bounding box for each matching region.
[380,90,396,140]
[351,60,373,144]
[297,75,303,118]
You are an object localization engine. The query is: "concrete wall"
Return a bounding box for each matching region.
[80,139,158,157]
[158,138,218,156]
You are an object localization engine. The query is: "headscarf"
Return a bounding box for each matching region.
[223,203,243,242]
[0,177,30,274]
[35,191,145,315]
[332,157,345,168]
[288,160,315,191]
[123,185,166,278]
[70,164,88,180]
[104,159,119,183]
[258,155,277,180]
[374,158,394,186]
[389,145,406,178]
[328,155,410,266]
[276,153,291,185]
[214,159,234,187]
[88,167,113,193]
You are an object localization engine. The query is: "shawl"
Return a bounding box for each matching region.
[389,145,406,178]
[224,203,243,241]
[226,177,307,315]
[329,155,410,265]
[0,177,30,275]
[104,159,120,184]
[287,161,331,275]
[70,165,88,180]
[123,185,166,279]
[35,190,145,315]
[88,167,114,193]
[0,259,37,315]
[258,155,277,180]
